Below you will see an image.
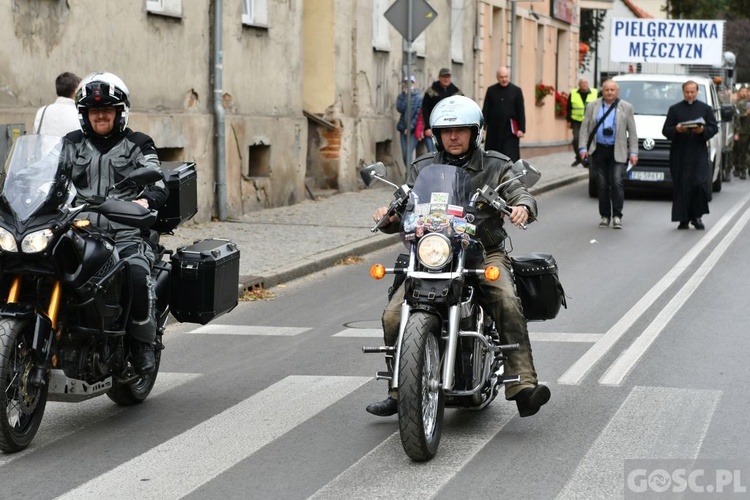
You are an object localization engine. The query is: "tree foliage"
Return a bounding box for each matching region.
[579,9,607,72]
[663,0,728,19]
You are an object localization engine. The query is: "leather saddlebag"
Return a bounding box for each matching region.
[511,253,567,321]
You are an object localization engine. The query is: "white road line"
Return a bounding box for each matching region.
[530,332,603,342]
[332,328,383,337]
[558,192,750,386]
[310,403,518,499]
[333,328,602,343]
[55,375,370,500]
[600,205,750,386]
[189,324,310,336]
[0,372,200,467]
[557,386,720,499]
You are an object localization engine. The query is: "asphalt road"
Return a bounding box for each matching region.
[3,178,750,499]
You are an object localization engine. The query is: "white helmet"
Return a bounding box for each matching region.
[75,72,130,136]
[429,95,485,152]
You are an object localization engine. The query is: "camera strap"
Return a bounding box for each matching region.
[586,98,619,151]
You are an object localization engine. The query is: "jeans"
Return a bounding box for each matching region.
[593,146,625,218]
[382,251,538,399]
[400,132,418,167]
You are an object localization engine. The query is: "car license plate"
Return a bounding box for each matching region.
[629,171,664,181]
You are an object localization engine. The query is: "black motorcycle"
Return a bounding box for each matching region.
[361,160,565,462]
[0,135,230,453]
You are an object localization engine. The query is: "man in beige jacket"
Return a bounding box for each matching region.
[578,79,638,229]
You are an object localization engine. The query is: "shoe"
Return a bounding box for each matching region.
[612,216,622,229]
[512,385,551,418]
[599,217,610,228]
[691,218,705,230]
[571,158,581,167]
[129,341,155,374]
[741,172,747,180]
[366,397,397,416]
[677,222,689,230]
[734,170,740,177]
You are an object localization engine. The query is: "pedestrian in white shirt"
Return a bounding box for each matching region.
[34,72,82,136]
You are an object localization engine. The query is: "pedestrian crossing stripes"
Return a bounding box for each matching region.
[0,378,724,499]
[189,324,311,336]
[557,386,721,499]
[55,375,370,500]
[0,372,200,468]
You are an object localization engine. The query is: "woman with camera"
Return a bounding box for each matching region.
[578,79,639,229]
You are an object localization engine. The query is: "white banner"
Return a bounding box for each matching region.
[610,19,724,66]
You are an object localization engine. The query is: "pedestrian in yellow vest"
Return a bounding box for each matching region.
[567,79,598,166]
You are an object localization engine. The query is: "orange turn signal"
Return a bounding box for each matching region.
[73,219,91,228]
[484,266,500,281]
[370,264,386,280]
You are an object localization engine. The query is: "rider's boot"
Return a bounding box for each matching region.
[366,396,398,416]
[367,357,397,416]
[511,384,551,417]
[128,316,156,375]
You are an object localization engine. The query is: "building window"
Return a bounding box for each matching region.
[372,0,391,52]
[248,144,271,177]
[451,0,465,63]
[146,0,182,18]
[242,0,268,28]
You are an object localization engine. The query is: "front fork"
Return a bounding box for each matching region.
[3,276,61,387]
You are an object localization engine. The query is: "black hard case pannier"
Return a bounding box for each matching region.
[170,238,240,324]
[511,253,567,321]
[154,161,198,234]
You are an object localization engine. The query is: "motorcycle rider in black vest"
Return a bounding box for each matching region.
[64,72,168,374]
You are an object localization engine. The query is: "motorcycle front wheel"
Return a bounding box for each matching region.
[0,318,49,453]
[398,311,444,462]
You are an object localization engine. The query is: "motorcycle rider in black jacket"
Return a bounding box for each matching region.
[64,72,167,374]
[367,96,550,418]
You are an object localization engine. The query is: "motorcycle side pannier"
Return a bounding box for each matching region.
[153,161,198,234]
[170,238,240,324]
[511,253,567,321]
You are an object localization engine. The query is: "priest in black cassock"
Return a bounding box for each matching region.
[662,80,718,230]
[482,66,526,161]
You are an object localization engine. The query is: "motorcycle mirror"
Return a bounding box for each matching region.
[511,159,542,188]
[359,162,388,187]
[113,165,164,190]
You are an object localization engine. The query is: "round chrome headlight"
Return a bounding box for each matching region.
[21,228,54,253]
[0,227,18,252]
[417,233,451,269]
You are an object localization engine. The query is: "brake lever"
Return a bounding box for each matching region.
[477,185,527,230]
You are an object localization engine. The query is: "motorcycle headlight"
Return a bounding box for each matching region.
[417,233,451,270]
[0,228,18,252]
[21,229,54,253]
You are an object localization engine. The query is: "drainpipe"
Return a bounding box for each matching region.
[213,0,228,220]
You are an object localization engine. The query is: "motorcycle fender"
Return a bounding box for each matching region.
[0,302,36,319]
[31,313,54,363]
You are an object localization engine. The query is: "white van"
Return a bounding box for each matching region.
[588,74,732,199]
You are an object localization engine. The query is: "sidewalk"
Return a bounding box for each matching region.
[160,151,587,292]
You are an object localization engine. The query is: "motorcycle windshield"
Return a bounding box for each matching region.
[408,163,473,215]
[1,135,74,222]
[401,164,475,240]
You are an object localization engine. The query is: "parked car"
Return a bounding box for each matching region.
[586,74,733,199]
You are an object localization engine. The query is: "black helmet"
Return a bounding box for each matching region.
[76,72,130,136]
[429,96,485,153]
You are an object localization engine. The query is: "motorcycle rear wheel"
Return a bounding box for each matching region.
[398,312,444,462]
[0,318,49,453]
[106,338,162,406]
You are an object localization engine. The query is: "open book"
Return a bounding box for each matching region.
[678,117,705,129]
